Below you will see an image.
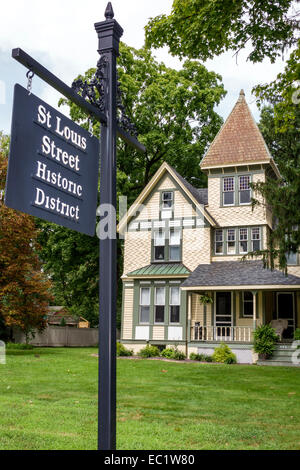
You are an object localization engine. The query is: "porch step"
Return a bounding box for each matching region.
[257,344,300,367]
[257,360,299,367]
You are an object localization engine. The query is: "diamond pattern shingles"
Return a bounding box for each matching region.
[200,90,271,168]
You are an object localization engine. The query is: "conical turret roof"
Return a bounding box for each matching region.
[200,90,272,169]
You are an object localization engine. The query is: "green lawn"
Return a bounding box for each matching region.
[0,347,299,450]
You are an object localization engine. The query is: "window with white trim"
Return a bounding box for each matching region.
[169,228,181,261]
[227,229,236,254]
[239,228,248,254]
[223,177,235,206]
[251,227,261,251]
[239,175,251,204]
[154,230,165,261]
[140,287,150,323]
[170,287,180,323]
[155,287,165,323]
[242,291,253,317]
[215,229,223,254]
[162,191,173,209]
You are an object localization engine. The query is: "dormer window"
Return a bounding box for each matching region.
[239,175,251,204]
[223,177,234,206]
[162,191,173,209]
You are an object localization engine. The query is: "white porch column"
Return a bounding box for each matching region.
[188,292,192,321]
[252,290,258,331]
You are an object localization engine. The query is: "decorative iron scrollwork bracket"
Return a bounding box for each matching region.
[72,54,108,113]
[72,54,138,138]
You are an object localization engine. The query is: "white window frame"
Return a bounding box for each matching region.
[169,286,180,324]
[153,230,166,261]
[251,227,261,251]
[239,228,248,254]
[227,228,236,255]
[169,228,181,262]
[215,229,224,255]
[154,286,165,324]
[223,177,235,206]
[139,287,150,324]
[239,175,251,205]
[242,291,254,318]
[162,191,173,209]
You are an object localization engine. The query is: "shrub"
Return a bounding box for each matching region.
[204,355,213,362]
[253,324,278,359]
[139,345,160,358]
[212,343,237,364]
[294,328,300,341]
[189,352,207,361]
[116,342,133,357]
[161,347,186,360]
[189,352,200,361]
[161,348,174,359]
[6,342,34,350]
[224,355,237,364]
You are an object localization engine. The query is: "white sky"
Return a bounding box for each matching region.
[0,0,289,133]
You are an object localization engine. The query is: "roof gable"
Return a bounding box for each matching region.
[118,162,215,233]
[200,90,272,169]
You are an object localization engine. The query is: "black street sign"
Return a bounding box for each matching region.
[5,84,99,236]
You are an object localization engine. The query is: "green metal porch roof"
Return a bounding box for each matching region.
[127,263,191,277]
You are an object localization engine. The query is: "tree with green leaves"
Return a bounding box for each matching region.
[145,0,299,63]
[37,42,225,323]
[63,43,225,197]
[0,134,53,342]
[254,39,300,132]
[251,104,300,270]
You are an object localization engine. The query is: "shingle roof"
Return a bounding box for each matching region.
[181,261,300,288]
[200,90,272,169]
[168,165,208,205]
[128,263,191,276]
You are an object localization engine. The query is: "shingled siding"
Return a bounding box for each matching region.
[182,227,211,271]
[133,174,197,222]
[122,285,134,340]
[207,173,268,227]
[123,230,151,275]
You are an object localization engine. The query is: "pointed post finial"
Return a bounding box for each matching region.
[105,2,114,20]
[238,89,245,102]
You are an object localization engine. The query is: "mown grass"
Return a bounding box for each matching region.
[0,347,299,450]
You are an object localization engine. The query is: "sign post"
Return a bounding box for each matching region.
[6,2,145,451]
[95,3,123,450]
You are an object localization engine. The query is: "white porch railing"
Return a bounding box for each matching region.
[191,324,253,342]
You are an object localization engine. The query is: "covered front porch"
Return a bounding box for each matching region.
[181,260,300,345]
[186,289,299,343]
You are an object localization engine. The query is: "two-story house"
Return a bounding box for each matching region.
[118,90,300,364]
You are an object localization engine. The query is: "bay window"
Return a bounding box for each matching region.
[140,287,150,323]
[170,287,180,323]
[155,287,165,323]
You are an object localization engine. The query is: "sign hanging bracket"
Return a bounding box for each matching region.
[26,69,34,95]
